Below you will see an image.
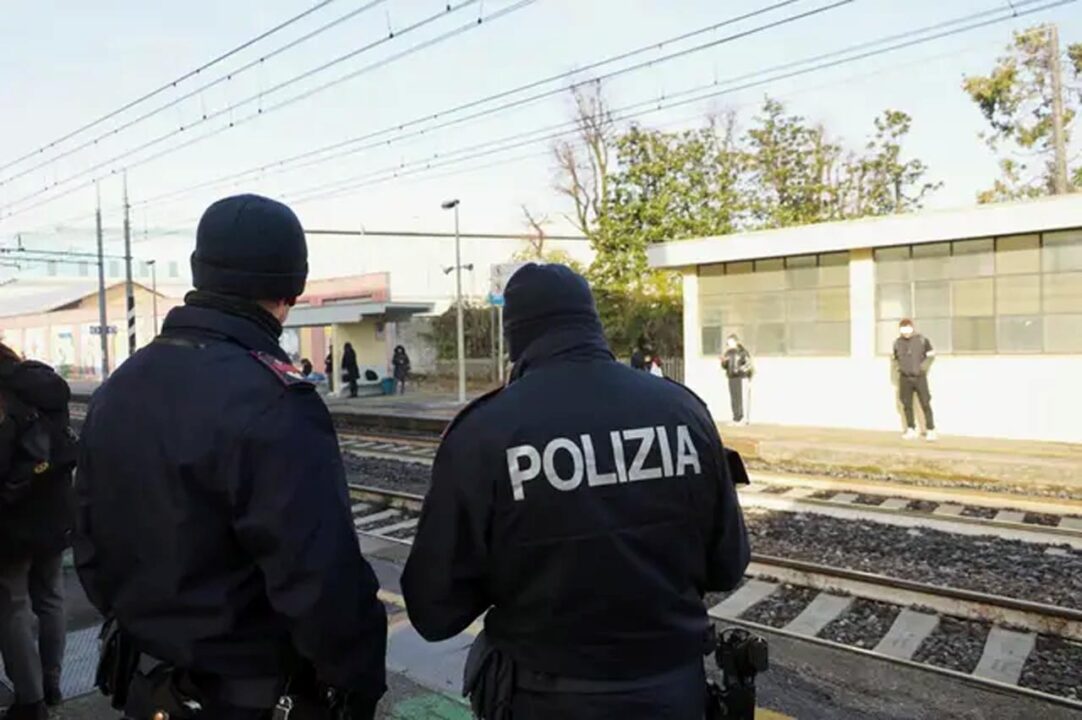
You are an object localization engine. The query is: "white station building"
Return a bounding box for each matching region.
[647,195,1082,443]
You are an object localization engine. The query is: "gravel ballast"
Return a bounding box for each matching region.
[911,617,989,673]
[818,598,900,650]
[739,584,819,628]
[745,510,1082,609]
[343,454,430,494]
[1019,635,1082,701]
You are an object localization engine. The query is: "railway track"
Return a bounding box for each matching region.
[338,436,1082,548]
[346,482,1082,711]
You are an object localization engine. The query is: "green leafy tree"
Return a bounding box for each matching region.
[743,98,844,227]
[963,25,1082,201]
[842,109,941,216]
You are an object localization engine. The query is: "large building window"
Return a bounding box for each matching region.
[875,230,1082,354]
[699,252,850,356]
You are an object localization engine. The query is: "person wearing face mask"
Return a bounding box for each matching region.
[720,335,753,426]
[892,319,937,441]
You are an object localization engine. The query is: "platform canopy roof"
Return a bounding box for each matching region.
[647,193,1082,269]
[284,300,433,328]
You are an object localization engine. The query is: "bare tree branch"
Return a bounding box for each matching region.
[520,204,549,258]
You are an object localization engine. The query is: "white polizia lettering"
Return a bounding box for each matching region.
[507,445,541,501]
[542,438,584,492]
[507,425,701,501]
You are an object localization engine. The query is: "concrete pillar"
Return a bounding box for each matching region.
[682,269,700,368]
[849,248,875,359]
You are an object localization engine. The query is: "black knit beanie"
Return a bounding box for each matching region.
[503,263,603,361]
[191,194,308,300]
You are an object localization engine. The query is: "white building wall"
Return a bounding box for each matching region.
[683,247,1082,443]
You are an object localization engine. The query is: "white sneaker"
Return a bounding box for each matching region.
[925,431,938,441]
[902,429,918,440]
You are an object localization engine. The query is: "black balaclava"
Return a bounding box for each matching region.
[503,263,606,362]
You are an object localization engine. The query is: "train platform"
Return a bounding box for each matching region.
[720,423,1082,494]
[327,392,1082,494]
[70,381,1082,492]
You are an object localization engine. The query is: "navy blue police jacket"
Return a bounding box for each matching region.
[74,304,387,698]
[401,326,750,681]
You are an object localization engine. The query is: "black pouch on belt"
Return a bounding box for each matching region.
[95,618,141,710]
[463,630,515,720]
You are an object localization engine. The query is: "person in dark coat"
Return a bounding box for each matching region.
[721,334,753,425]
[325,345,334,393]
[402,264,750,720]
[893,318,937,441]
[342,342,360,398]
[392,345,411,395]
[629,337,647,371]
[74,195,386,719]
[0,342,76,719]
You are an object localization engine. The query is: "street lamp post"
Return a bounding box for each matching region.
[147,260,159,336]
[441,199,466,403]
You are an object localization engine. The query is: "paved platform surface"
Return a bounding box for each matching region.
[720,423,1082,493]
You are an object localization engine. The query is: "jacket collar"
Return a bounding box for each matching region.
[161,305,288,360]
[509,321,614,382]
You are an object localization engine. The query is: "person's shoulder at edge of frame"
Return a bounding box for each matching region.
[440,385,506,442]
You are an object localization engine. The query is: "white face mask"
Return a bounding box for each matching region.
[900,327,914,338]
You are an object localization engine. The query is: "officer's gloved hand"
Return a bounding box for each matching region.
[333,690,379,720]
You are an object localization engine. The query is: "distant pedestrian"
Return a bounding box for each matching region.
[392,345,411,395]
[0,341,77,719]
[325,346,334,392]
[630,337,648,371]
[342,342,360,398]
[721,335,753,425]
[645,350,664,378]
[893,319,936,441]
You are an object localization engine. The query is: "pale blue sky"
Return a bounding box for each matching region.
[1,0,1079,261]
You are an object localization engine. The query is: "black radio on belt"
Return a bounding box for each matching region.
[706,627,769,720]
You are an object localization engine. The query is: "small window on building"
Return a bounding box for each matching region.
[1042,230,1082,273]
[78,262,90,277]
[875,232,1082,354]
[139,262,150,278]
[698,252,851,357]
[47,261,58,276]
[109,260,120,277]
[168,261,179,278]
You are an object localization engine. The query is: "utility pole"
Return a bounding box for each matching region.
[95,183,110,381]
[148,260,159,336]
[123,171,137,356]
[442,199,466,403]
[1048,24,1069,194]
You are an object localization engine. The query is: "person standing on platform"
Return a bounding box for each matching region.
[893,319,937,441]
[402,263,750,720]
[392,345,411,395]
[721,335,753,425]
[74,194,387,720]
[0,342,76,720]
[325,345,335,393]
[342,342,360,398]
[629,337,647,371]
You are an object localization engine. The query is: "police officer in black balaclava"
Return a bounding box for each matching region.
[75,194,387,719]
[402,263,750,720]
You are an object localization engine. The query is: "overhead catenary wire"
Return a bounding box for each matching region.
[0,0,343,175]
[132,0,1059,217]
[131,0,816,207]
[0,0,536,223]
[279,0,1076,208]
[129,0,850,210]
[0,0,484,212]
[0,0,388,189]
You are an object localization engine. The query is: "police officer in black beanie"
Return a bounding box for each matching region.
[75,194,387,719]
[403,263,750,720]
